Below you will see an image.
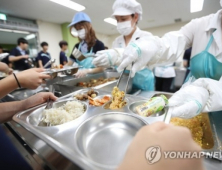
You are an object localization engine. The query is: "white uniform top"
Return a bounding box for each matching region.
[141,10,222,68]
[180,9,222,62]
[154,64,176,78]
[112,27,152,48]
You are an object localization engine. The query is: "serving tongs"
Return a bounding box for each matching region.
[116,62,134,101]
[163,106,172,124]
[44,59,56,68]
[45,85,55,110]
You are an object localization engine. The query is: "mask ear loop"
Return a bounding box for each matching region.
[131,13,139,27]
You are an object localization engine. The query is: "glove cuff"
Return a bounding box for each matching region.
[107,52,114,66]
[129,42,142,58]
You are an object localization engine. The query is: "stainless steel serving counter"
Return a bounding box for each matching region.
[2,76,222,169]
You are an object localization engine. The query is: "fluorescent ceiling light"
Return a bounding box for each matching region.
[190,0,204,13]
[104,18,117,26]
[13,30,30,34]
[25,34,36,40]
[0,13,7,20]
[50,0,85,11]
[0,28,12,32]
[0,28,29,34]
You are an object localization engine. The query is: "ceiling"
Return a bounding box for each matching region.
[0,0,221,36]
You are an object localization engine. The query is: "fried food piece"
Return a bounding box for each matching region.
[108,77,117,81]
[76,77,117,87]
[109,86,126,110]
[91,94,97,98]
[77,82,87,87]
[75,89,98,101]
[75,94,88,101]
[88,96,110,107]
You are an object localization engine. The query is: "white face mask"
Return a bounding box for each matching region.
[77,29,86,39]
[117,20,134,36]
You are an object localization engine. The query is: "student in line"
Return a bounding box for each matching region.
[59,40,68,66]
[37,42,51,68]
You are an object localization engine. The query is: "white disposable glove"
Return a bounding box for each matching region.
[192,78,222,112]
[169,78,222,119]
[75,69,88,78]
[0,53,9,60]
[117,39,159,77]
[117,32,186,77]
[93,49,123,68]
[169,85,209,119]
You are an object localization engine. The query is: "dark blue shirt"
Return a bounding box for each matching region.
[60,51,68,65]
[183,48,192,68]
[37,51,51,68]
[10,47,31,71]
[0,126,32,170]
[70,39,105,61]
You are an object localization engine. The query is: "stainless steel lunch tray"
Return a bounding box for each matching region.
[13,90,222,170]
[43,66,79,78]
[13,90,162,170]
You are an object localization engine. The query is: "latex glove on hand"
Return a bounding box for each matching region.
[117,38,158,77]
[192,78,222,112]
[169,81,210,119]
[118,122,203,170]
[75,69,88,78]
[117,32,186,77]
[169,78,222,119]
[93,49,123,68]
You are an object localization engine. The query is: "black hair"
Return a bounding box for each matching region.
[131,14,138,24]
[59,41,68,48]
[41,42,48,47]
[17,38,28,45]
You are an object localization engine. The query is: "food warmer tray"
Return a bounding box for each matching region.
[13,90,222,170]
[53,71,133,96]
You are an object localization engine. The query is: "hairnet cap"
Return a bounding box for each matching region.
[112,0,142,20]
[68,12,91,27]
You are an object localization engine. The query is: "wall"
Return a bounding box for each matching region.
[36,20,63,65]
[97,21,189,48]
[61,23,78,56]
[145,21,188,37]
[96,33,115,49]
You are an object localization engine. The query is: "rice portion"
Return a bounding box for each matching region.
[42,101,85,126]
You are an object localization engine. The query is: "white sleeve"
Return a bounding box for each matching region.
[140,19,197,68]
